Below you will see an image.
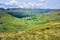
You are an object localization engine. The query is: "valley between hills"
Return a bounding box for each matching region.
[0,10,60,40]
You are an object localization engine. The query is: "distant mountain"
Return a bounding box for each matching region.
[3,8,57,18]
[0,8,58,18]
[0,8,5,11]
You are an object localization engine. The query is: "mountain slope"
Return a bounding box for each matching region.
[0,11,60,40]
[0,21,60,40]
[17,22,60,40]
[0,12,28,32]
[17,11,60,40]
[0,11,60,32]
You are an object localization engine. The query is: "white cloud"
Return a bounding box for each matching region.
[18,5,24,8]
[4,2,11,5]
[9,0,18,4]
[36,4,40,6]
[0,0,18,6]
[0,1,3,4]
[23,3,30,8]
[37,0,45,6]
[28,2,33,5]
[0,0,45,8]
[12,0,17,3]
[30,3,36,6]
[40,0,45,2]
[39,3,44,6]
[0,6,2,7]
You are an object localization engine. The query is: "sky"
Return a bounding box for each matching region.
[0,0,60,9]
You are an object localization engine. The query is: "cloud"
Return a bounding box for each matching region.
[18,2,44,8]
[22,3,30,8]
[40,0,45,2]
[36,3,43,6]
[10,0,17,4]
[0,0,45,8]
[1,0,18,5]
[18,5,24,8]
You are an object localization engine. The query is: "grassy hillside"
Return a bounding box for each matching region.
[0,11,60,40]
[0,21,60,40]
[0,12,39,32]
[18,22,60,40]
[0,11,60,32]
[0,12,28,31]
